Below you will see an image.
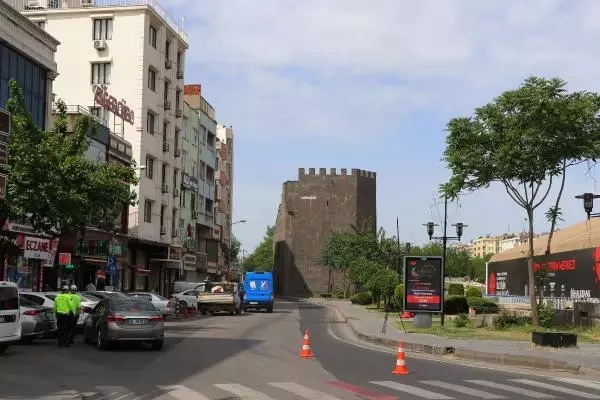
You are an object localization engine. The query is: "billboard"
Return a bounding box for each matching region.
[487,247,600,299]
[403,256,444,313]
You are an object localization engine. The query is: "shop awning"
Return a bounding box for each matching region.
[130,265,152,276]
[83,257,107,267]
[149,259,182,269]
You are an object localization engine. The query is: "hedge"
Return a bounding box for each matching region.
[350,292,372,305]
[466,286,483,298]
[444,295,468,314]
[448,283,465,296]
[466,297,499,314]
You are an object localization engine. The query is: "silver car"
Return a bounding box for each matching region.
[83,298,164,350]
[20,292,98,330]
[18,296,56,342]
[127,292,173,316]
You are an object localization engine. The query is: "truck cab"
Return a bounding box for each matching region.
[243,271,274,313]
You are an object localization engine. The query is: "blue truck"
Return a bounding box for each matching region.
[242,271,274,313]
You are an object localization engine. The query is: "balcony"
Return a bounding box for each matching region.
[162,141,169,152]
[9,0,188,42]
[163,100,171,110]
[165,59,173,70]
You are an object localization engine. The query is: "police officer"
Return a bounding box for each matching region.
[53,285,72,348]
[68,284,81,345]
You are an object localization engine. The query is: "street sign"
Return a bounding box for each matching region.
[106,255,117,275]
[403,256,444,313]
[0,174,6,200]
[58,252,71,266]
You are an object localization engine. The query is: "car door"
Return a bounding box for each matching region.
[0,283,20,340]
[86,301,106,337]
[181,290,197,306]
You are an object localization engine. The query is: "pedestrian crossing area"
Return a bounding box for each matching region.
[71,377,600,400]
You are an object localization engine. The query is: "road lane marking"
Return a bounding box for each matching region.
[270,382,343,400]
[551,378,600,391]
[512,379,600,399]
[94,386,138,400]
[326,381,397,400]
[157,385,210,400]
[214,383,276,400]
[466,380,556,398]
[370,381,454,399]
[421,380,507,399]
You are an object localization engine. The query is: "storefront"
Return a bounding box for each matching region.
[149,245,183,297]
[4,234,59,291]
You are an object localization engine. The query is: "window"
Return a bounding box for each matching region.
[149,25,157,48]
[93,18,113,40]
[162,121,168,141]
[37,21,45,30]
[146,111,155,134]
[90,106,102,118]
[176,50,183,72]
[181,150,187,174]
[145,156,154,179]
[164,81,169,102]
[91,62,111,84]
[160,205,166,228]
[171,208,177,235]
[192,127,198,145]
[198,195,205,213]
[161,163,167,185]
[181,189,186,208]
[199,161,206,180]
[144,200,152,223]
[173,168,178,190]
[174,128,180,150]
[192,161,197,178]
[175,89,181,112]
[148,68,156,91]
[165,40,171,60]
[191,193,196,212]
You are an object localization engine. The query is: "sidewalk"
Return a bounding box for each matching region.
[317,299,600,377]
[0,373,83,399]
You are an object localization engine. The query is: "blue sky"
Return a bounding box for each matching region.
[165,0,600,254]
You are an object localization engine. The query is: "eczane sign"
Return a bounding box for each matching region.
[23,236,51,260]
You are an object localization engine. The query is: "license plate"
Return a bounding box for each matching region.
[249,302,258,305]
[127,319,148,325]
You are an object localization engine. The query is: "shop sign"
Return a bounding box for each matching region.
[76,240,111,257]
[183,254,196,265]
[23,236,52,261]
[58,252,71,266]
[93,85,134,125]
[168,245,182,261]
[184,84,201,96]
[182,173,198,191]
[109,243,124,256]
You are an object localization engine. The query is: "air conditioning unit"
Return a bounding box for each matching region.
[93,40,106,50]
[161,183,169,193]
[163,100,171,110]
[81,0,94,7]
[162,141,169,152]
[192,211,198,219]
[174,148,181,157]
[165,59,173,69]
[171,229,178,238]
[160,226,167,236]
[173,189,180,198]
[175,110,182,118]
[176,69,184,79]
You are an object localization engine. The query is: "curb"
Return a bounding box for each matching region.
[320,301,600,378]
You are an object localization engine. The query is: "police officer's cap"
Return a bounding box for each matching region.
[61,285,70,290]
[70,284,78,291]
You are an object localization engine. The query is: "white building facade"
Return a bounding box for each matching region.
[14,0,188,294]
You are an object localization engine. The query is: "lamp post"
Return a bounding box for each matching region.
[229,219,246,278]
[575,193,600,219]
[423,195,468,327]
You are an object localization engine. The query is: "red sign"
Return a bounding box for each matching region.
[58,252,71,266]
[93,85,134,125]
[533,258,576,272]
[184,84,201,96]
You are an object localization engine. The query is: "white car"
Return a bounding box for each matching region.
[21,292,98,329]
[0,281,21,354]
[128,292,174,316]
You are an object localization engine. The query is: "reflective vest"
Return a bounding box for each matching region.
[68,293,81,314]
[53,293,71,315]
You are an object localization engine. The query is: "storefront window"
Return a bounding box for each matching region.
[136,274,147,291]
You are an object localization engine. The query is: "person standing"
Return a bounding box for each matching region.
[85,279,96,292]
[67,285,81,345]
[53,285,72,348]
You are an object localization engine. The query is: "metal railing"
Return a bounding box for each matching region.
[8,0,187,42]
[490,295,600,309]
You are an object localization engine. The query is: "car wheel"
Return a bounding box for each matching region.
[150,340,163,350]
[96,329,108,350]
[267,305,274,313]
[0,343,9,355]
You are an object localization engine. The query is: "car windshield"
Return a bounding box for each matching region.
[19,296,37,308]
[0,286,18,310]
[112,300,156,312]
[81,294,99,302]
[128,293,152,301]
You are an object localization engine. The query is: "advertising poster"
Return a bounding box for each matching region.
[403,256,444,313]
[487,247,600,299]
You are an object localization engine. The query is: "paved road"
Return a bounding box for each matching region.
[1,300,599,399]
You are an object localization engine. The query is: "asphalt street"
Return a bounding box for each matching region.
[1,300,599,400]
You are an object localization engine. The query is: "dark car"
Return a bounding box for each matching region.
[83,298,165,350]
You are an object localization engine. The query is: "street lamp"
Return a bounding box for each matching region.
[423,195,468,326]
[229,219,247,276]
[575,193,600,219]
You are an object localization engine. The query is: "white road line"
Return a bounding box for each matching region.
[551,378,600,391]
[512,379,600,399]
[270,382,343,400]
[214,383,276,400]
[94,386,139,400]
[421,380,507,399]
[157,385,210,400]
[466,380,556,398]
[370,381,454,399]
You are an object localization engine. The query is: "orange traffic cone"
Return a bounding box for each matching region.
[392,341,410,375]
[299,328,315,358]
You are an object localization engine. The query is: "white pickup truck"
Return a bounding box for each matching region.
[197,282,242,315]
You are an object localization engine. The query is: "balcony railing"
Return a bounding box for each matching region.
[52,104,107,127]
[8,0,187,42]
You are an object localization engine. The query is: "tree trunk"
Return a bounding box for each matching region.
[545,161,567,256]
[526,207,540,327]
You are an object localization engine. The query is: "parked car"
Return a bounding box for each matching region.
[18,296,56,342]
[127,292,173,316]
[197,282,242,315]
[243,271,274,313]
[0,281,20,354]
[21,292,98,331]
[83,298,164,350]
[82,291,128,301]
[171,284,206,308]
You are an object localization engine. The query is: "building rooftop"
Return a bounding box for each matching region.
[7,0,187,43]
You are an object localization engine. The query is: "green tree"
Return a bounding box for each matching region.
[244,225,275,271]
[442,76,600,327]
[366,268,399,310]
[223,234,242,267]
[7,81,138,237]
[348,257,380,286]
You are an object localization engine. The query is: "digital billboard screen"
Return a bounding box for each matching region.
[403,256,444,313]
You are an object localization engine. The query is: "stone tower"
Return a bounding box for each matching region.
[273,168,377,297]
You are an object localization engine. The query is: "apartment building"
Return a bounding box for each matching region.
[184,85,221,280]
[216,124,234,272]
[12,0,189,295]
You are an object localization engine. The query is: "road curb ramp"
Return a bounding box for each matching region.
[319,300,600,377]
